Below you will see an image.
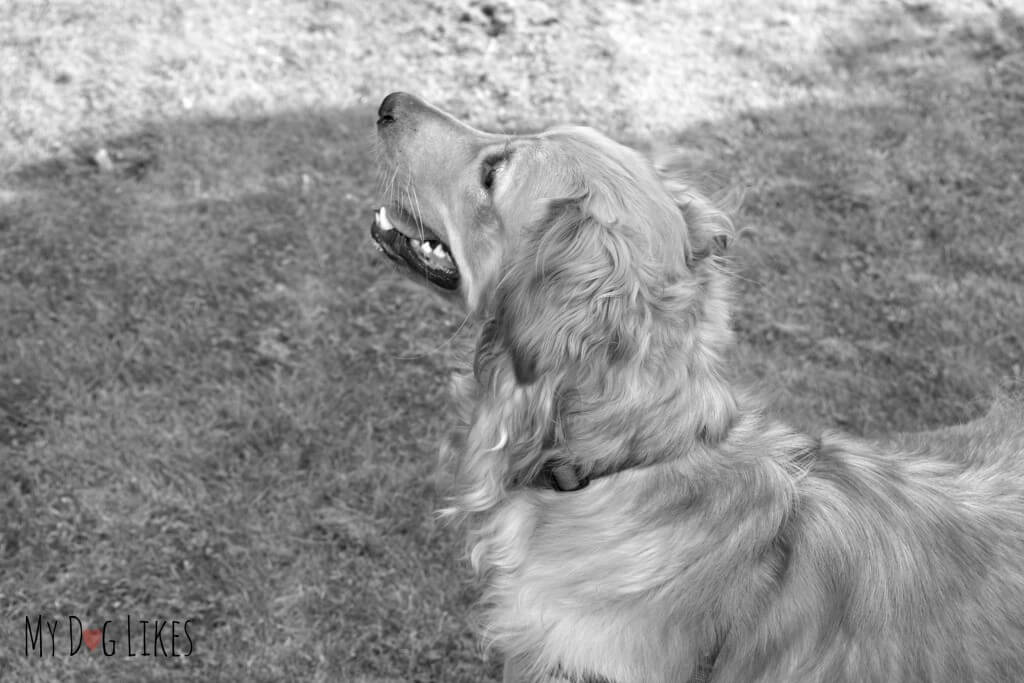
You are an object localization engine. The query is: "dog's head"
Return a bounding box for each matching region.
[372,92,737,502]
[373,92,732,311]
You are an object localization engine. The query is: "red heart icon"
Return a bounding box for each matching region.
[83,628,102,652]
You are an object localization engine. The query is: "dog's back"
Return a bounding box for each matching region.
[889,396,1024,469]
[717,398,1024,683]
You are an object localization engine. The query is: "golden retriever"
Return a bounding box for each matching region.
[370,92,1024,683]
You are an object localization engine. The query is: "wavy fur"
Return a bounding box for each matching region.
[374,93,1024,683]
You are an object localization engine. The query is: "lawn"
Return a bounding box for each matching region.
[1,1,1022,681]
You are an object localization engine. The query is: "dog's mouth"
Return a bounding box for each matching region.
[370,206,460,290]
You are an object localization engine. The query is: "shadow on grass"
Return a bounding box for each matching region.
[1,4,1022,681]
[1,105,485,682]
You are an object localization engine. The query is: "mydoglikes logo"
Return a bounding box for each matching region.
[23,615,194,657]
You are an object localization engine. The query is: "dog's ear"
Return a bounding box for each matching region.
[459,197,651,493]
[457,182,737,509]
[495,196,648,385]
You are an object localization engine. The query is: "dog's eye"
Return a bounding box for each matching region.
[481,151,509,192]
[481,161,500,191]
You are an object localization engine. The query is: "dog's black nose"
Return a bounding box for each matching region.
[377,91,413,127]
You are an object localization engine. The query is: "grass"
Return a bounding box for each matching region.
[1,1,1022,680]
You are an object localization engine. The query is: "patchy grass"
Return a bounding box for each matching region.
[1,1,1022,681]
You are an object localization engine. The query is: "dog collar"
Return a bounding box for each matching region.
[535,461,590,492]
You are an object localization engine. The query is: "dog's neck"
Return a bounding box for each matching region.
[448,262,744,515]
[544,276,740,480]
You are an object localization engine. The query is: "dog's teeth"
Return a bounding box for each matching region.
[377,207,394,231]
[421,241,434,255]
[433,244,448,259]
[410,238,421,248]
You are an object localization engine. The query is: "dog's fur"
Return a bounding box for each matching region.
[372,92,1024,683]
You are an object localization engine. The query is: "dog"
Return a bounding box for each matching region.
[370,92,1024,683]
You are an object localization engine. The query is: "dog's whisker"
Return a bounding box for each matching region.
[389,308,474,362]
[408,184,427,241]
